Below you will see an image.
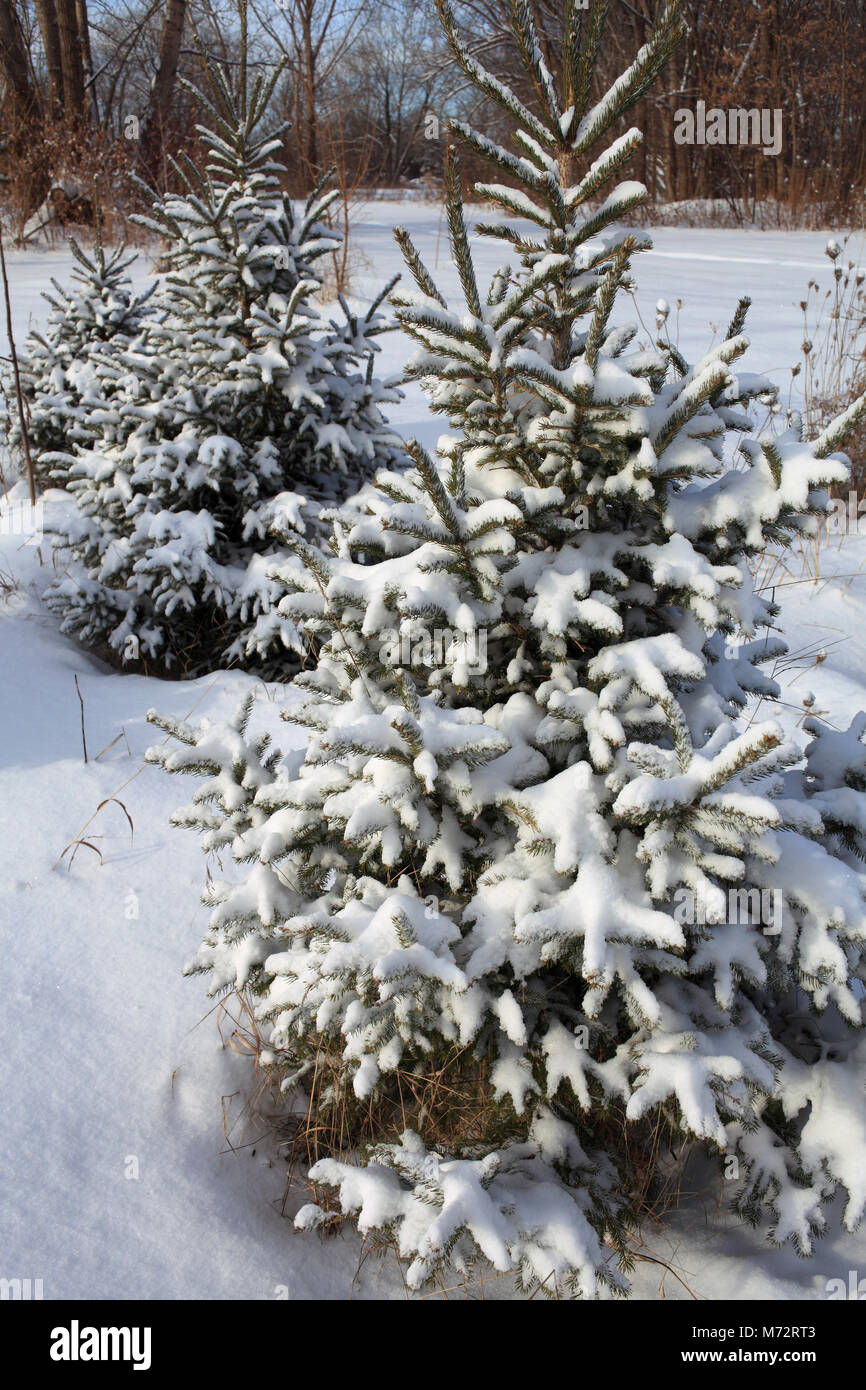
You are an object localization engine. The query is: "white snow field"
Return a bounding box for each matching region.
[2,208,866,1300]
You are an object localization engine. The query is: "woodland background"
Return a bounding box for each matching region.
[1,0,865,243]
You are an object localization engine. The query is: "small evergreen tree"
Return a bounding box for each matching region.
[12,234,155,483]
[148,0,866,1296]
[44,58,403,675]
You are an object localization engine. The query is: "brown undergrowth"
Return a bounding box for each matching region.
[214,985,697,1295]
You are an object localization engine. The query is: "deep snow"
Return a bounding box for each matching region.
[2,207,866,1299]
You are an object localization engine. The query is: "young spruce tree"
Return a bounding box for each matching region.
[148,0,866,1296]
[12,232,155,483]
[44,56,403,675]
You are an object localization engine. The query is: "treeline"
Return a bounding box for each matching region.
[0,0,864,238]
[457,1,866,222]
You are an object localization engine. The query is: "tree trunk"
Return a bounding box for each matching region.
[0,0,52,219]
[140,0,187,180]
[303,36,319,177]
[56,0,86,118]
[0,0,39,123]
[75,0,97,120]
[34,0,64,113]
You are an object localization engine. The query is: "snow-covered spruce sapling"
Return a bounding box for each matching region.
[10,235,155,484]
[43,56,404,676]
[148,0,866,1296]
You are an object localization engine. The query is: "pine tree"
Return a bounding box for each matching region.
[43,57,403,676]
[12,234,155,483]
[148,0,866,1297]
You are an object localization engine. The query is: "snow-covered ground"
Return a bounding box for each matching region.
[2,209,866,1300]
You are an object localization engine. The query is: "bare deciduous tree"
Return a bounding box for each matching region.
[56,0,87,117]
[252,0,371,181]
[34,0,65,113]
[140,0,187,176]
[0,0,38,123]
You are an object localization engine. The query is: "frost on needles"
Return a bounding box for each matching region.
[148,0,866,1297]
[43,57,404,676]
